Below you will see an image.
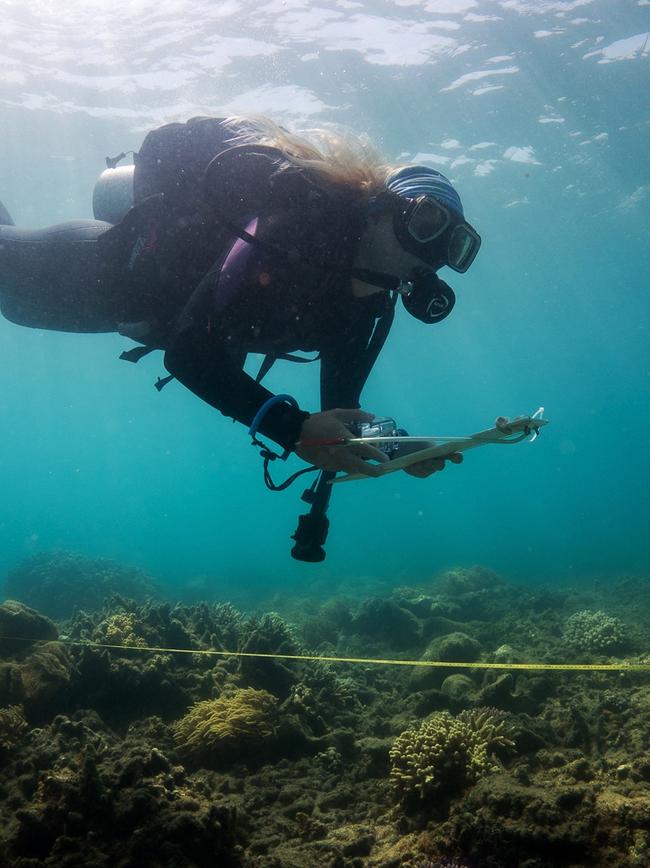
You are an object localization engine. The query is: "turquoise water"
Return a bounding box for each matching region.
[0,0,648,597]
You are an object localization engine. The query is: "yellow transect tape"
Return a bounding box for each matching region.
[22,638,650,672]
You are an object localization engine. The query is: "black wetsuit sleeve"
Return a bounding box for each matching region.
[319,294,390,411]
[164,326,310,452]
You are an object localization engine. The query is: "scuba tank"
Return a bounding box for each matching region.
[92,164,134,225]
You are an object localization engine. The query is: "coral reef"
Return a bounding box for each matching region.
[563,609,627,654]
[4,550,158,619]
[389,708,514,800]
[172,688,278,757]
[0,711,240,867]
[1,566,650,865]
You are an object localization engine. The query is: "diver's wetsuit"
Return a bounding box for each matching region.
[0,118,391,452]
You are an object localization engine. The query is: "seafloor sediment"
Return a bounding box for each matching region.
[1,554,650,868]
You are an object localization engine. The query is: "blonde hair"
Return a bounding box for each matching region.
[222,114,392,201]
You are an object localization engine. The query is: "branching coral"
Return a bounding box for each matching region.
[389,708,514,799]
[172,688,278,755]
[101,613,148,648]
[563,610,626,654]
[0,704,28,750]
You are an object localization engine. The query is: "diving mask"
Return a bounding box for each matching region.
[393,195,481,274]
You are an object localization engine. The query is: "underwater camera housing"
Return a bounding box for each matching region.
[291,472,334,562]
[291,510,330,562]
[291,417,406,561]
[348,416,407,460]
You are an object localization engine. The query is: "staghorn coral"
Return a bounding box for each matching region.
[0,704,28,750]
[389,708,514,800]
[172,687,278,756]
[563,609,626,654]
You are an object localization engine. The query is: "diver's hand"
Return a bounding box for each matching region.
[296,409,389,477]
[404,452,463,478]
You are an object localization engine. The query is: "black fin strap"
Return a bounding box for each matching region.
[120,345,156,363]
[154,374,175,392]
[278,351,320,364]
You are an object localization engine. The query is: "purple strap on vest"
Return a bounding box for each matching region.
[213,216,259,312]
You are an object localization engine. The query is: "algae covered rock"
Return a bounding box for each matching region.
[435,566,505,595]
[10,641,75,718]
[436,632,482,663]
[409,633,482,693]
[0,600,58,654]
[389,707,514,801]
[350,598,421,649]
[492,643,523,664]
[440,674,476,702]
[0,639,74,719]
[432,565,510,620]
[392,587,437,618]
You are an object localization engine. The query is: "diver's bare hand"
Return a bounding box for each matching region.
[404,452,463,478]
[296,409,388,477]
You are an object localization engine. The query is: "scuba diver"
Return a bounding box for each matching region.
[0,115,481,558]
